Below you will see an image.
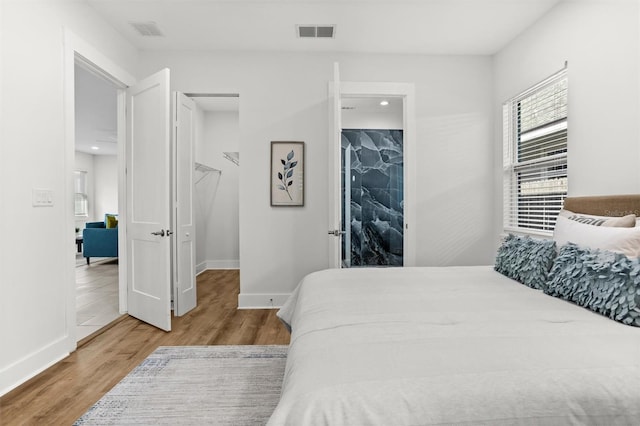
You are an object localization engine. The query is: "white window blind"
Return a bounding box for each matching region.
[503,67,568,235]
[74,170,88,217]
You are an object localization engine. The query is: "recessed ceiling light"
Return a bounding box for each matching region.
[91,146,100,150]
[380,100,389,106]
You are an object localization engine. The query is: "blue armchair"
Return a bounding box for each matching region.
[83,214,118,265]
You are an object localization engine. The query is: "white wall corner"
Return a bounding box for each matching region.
[237,293,291,309]
[195,261,209,276]
[196,259,240,276]
[208,260,240,270]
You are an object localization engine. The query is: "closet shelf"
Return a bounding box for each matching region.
[195,162,221,184]
[223,152,239,166]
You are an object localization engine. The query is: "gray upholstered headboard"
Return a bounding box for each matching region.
[563,194,640,217]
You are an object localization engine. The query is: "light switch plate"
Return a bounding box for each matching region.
[32,188,54,207]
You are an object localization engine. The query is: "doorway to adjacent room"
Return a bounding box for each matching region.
[73,61,121,341]
[340,97,405,267]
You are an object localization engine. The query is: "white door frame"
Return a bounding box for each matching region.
[63,29,135,350]
[329,80,417,267]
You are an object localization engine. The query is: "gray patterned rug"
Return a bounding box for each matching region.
[75,345,288,425]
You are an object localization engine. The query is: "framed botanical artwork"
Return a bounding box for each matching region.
[271,141,305,206]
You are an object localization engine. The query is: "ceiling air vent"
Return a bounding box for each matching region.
[297,25,336,39]
[130,21,164,37]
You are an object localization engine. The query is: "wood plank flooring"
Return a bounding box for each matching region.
[75,257,119,340]
[0,270,291,425]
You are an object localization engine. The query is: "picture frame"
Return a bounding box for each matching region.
[270,141,305,207]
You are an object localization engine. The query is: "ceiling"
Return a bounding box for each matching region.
[76,0,563,155]
[75,75,239,157]
[75,64,118,156]
[342,96,401,113]
[189,95,240,112]
[87,0,563,55]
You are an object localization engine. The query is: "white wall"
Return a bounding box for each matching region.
[493,0,640,241]
[194,109,240,271]
[200,111,240,270]
[94,155,118,221]
[138,51,495,307]
[73,153,117,228]
[0,0,138,395]
[194,106,208,269]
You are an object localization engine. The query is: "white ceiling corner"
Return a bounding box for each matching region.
[86,0,563,55]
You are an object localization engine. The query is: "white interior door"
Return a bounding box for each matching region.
[126,68,172,331]
[172,92,197,316]
[328,62,342,268]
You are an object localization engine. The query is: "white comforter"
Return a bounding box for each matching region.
[268,266,640,425]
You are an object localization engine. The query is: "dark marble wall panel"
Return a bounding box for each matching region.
[341,129,403,267]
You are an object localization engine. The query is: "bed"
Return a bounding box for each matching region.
[268,195,640,425]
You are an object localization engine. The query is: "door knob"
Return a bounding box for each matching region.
[151,230,165,237]
[328,229,345,236]
[166,230,174,236]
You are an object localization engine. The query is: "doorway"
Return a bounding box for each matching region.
[65,34,201,340]
[340,96,404,267]
[187,94,240,273]
[73,61,122,341]
[328,73,416,269]
[64,29,135,349]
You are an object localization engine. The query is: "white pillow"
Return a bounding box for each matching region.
[558,209,636,227]
[553,215,640,258]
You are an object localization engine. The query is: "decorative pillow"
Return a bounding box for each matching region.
[553,215,640,258]
[495,234,556,290]
[106,214,118,229]
[545,244,587,299]
[495,234,523,280]
[546,244,640,327]
[519,238,557,291]
[559,209,636,227]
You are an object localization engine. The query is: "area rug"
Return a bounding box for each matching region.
[74,345,288,425]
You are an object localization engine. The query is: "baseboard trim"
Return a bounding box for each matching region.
[237,293,291,309]
[196,260,240,275]
[0,336,71,397]
[196,261,208,276]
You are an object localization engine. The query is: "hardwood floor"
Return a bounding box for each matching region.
[0,270,291,425]
[75,257,119,341]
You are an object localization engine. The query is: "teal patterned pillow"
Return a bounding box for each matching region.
[545,244,586,299]
[519,238,556,291]
[495,234,556,290]
[495,234,525,280]
[546,244,640,327]
[495,234,514,274]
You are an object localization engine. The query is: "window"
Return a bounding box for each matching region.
[74,170,88,217]
[503,68,568,235]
